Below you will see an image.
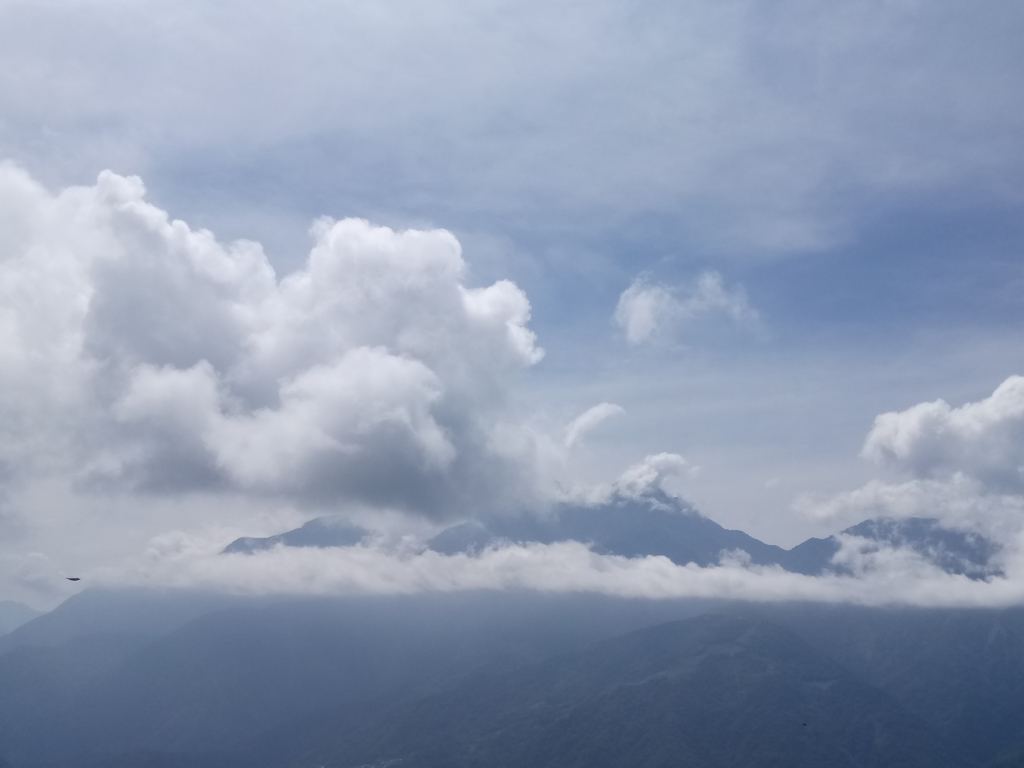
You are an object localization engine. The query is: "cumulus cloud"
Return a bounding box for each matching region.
[614,272,758,345]
[863,376,1024,493]
[797,377,1024,546]
[616,453,694,499]
[0,165,544,520]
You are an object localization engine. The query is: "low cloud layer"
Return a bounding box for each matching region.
[89,525,1024,610]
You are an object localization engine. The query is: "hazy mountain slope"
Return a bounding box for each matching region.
[5,593,713,764]
[0,632,154,764]
[0,601,41,637]
[296,614,961,768]
[0,590,241,655]
[7,591,1024,767]
[747,604,1024,765]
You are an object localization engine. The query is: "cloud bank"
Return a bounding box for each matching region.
[94,525,1024,610]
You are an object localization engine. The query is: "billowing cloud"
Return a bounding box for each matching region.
[863,376,1024,493]
[616,453,694,499]
[563,453,697,507]
[798,377,1024,543]
[614,272,758,345]
[0,165,544,519]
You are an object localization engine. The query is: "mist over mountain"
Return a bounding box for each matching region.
[0,603,40,637]
[222,491,1004,580]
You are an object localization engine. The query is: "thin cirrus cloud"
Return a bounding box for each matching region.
[1,0,1021,257]
[614,271,759,345]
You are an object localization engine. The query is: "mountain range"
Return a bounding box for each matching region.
[0,496,1014,767]
[224,490,1002,579]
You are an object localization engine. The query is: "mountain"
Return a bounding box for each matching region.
[784,517,1002,577]
[0,590,713,766]
[0,589,241,655]
[293,613,962,768]
[0,602,41,637]
[4,590,1024,767]
[738,603,1024,766]
[223,492,1001,578]
[222,518,369,554]
[428,490,792,567]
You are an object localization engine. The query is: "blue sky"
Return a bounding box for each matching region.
[2,0,1024,605]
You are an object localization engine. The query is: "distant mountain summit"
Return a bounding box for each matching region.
[427,489,790,567]
[784,516,1002,578]
[222,517,370,554]
[222,492,1001,578]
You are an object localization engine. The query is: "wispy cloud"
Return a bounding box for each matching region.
[614,271,758,345]
[564,403,624,448]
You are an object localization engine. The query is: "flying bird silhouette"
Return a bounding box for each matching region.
[65,577,80,582]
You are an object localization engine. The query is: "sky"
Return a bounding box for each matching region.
[1,0,1024,609]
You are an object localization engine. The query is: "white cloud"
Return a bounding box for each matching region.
[863,376,1024,493]
[2,1,1021,252]
[76,528,1024,609]
[615,453,694,499]
[564,402,624,448]
[0,165,544,521]
[796,377,1024,546]
[614,272,758,345]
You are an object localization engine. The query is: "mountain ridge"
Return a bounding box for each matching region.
[222,491,1000,578]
